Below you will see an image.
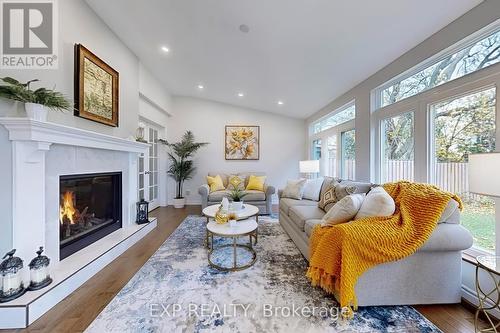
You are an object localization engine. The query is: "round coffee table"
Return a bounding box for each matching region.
[206,219,257,271]
[202,204,259,223]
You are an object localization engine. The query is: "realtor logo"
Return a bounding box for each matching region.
[1,0,58,69]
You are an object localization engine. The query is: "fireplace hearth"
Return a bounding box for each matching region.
[59,172,122,260]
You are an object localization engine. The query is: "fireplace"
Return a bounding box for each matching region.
[59,172,122,260]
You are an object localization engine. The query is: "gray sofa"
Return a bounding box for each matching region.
[199,172,275,214]
[279,179,474,306]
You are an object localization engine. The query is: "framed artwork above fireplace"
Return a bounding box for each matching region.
[74,44,119,127]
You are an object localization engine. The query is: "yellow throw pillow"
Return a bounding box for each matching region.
[246,175,266,191]
[207,175,225,192]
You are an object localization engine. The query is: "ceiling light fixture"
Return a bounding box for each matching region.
[197,84,204,90]
[237,92,244,97]
[161,46,170,53]
[239,24,250,33]
[277,100,284,105]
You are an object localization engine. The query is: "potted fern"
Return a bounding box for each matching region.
[0,77,71,121]
[159,131,208,208]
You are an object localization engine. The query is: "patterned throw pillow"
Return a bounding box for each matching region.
[227,175,246,191]
[318,177,341,211]
[334,183,358,202]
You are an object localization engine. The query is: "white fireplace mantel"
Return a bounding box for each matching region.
[0,118,149,153]
[0,118,155,329]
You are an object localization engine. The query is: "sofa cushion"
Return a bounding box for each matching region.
[207,175,225,192]
[208,190,230,201]
[282,179,307,199]
[305,219,323,237]
[227,175,246,190]
[322,193,365,226]
[243,190,266,201]
[355,186,395,220]
[289,206,325,231]
[438,199,460,224]
[318,177,341,211]
[208,172,229,187]
[246,175,267,191]
[303,177,324,201]
[339,180,373,195]
[279,198,318,216]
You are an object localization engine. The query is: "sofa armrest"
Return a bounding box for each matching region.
[265,185,275,197]
[198,184,210,209]
[419,224,473,252]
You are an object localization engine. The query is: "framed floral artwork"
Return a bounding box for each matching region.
[225,125,260,160]
[74,44,119,127]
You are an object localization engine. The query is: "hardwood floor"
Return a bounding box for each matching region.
[4,205,486,333]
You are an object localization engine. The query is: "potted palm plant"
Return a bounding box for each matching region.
[0,77,71,121]
[160,131,208,208]
[228,188,247,211]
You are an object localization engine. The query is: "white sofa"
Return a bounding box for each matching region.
[199,172,275,214]
[279,179,474,306]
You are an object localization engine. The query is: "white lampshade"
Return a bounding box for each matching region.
[299,160,320,173]
[469,152,500,197]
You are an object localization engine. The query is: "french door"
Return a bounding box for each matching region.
[138,124,160,211]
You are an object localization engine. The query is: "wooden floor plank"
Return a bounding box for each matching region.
[2,205,487,333]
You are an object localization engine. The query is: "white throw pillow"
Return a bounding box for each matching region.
[355,186,395,220]
[322,193,366,226]
[282,179,307,200]
[302,177,324,201]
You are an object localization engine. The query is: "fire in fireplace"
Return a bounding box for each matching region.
[59,172,122,260]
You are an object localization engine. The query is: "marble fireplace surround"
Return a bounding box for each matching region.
[0,118,157,329]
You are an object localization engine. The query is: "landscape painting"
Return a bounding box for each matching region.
[225,125,260,160]
[75,44,119,127]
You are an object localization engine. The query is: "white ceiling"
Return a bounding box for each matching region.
[85,0,481,119]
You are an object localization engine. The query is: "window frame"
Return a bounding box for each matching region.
[373,20,500,110]
[309,100,356,177]
[309,100,356,135]
[373,60,500,255]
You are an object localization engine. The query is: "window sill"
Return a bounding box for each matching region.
[462,247,495,265]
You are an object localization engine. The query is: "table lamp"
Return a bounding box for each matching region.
[299,160,320,179]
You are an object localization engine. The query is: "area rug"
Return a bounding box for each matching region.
[86,215,441,333]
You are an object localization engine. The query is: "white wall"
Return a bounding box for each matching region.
[167,96,306,205]
[306,0,500,182]
[0,0,171,254]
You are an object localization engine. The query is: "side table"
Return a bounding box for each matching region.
[475,255,500,332]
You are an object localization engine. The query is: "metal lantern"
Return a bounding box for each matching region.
[136,199,149,224]
[28,247,52,291]
[0,249,26,303]
[135,122,146,143]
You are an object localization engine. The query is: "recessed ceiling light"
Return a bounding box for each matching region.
[161,46,170,53]
[239,24,250,33]
[237,92,244,97]
[277,100,284,105]
[197,84,204,90]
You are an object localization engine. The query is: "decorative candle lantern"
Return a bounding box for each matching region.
[135,122,146,143]
[136,199,149,224]
[0,249,26,303]
[28,247,52,291]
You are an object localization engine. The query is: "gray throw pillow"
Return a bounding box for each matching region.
[282,179,307,200]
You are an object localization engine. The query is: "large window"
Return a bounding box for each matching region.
[430,87,496,252]
[341,130,356,179]
[381,112,414,182]
[327,136,338,177]
[378,27,500,108]
[312,102,355,134]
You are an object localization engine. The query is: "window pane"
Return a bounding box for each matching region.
[381,112,414,182]
[312,139,322,160]
[312,103,355,134]
[382,29,500,108]
[327,136,338,177]
[341,130,355,179]
[431,87,496,252]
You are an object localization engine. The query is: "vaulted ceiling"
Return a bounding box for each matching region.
[86,0,482,118]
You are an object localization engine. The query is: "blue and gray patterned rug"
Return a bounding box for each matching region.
[86,215,441,333]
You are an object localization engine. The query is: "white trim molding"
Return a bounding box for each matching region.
[0,118,149,153]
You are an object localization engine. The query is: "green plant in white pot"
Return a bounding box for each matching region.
[159,131,208,208]
[0,77,71,121]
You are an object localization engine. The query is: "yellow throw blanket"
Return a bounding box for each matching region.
[306,181,462,314]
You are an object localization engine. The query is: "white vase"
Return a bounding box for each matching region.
[173,198,186,209]
[25,103,48,121]
[231,201,243,211]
